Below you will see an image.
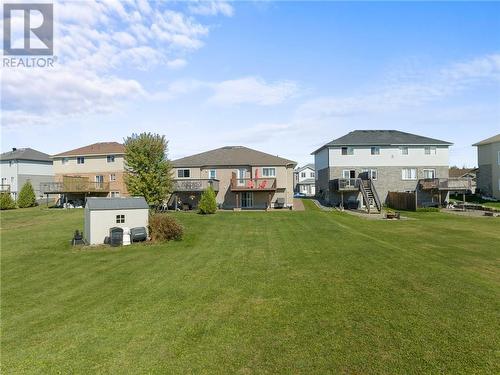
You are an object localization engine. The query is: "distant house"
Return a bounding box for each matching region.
[312,130,460,211]
[41,142,128,204]
[0,148,53,199]
[473,134,500,199]
[171,146,296,210]
[294,164,316,196]
[449,167,477,192]
[84,197,149,245]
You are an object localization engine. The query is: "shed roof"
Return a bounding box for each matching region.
[0,148,52,162]
[86,197,148,210]
[312,130,452,154]
[172,146,296,167]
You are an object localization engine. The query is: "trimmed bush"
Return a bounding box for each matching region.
[0,192,16,210]
[198,186,217,214]
[17,181,37,208]
[149,214,183,242]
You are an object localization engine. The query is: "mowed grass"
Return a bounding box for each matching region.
[1,204,499,374]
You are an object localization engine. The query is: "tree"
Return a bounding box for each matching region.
[124,133,173,207]
[0,192,16,210]
[17,181,36,208]
[198,186,217,214]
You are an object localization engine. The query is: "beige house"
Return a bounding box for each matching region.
[473,134,500,199]
[41,142,128,204]
[171,146,296,210]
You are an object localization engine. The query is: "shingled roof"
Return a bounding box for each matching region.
[313,130,452,154]
[0,148,52,162]
[54,142,125,157]
[172,146,296,168]
[472,134,500,146]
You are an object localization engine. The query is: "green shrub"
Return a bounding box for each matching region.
[17,181,37,208]
[0,192,16,210]
[417,207,440,212]
[149,214,183,242]
[198,186,217,214]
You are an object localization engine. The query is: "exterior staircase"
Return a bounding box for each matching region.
[360,178,381,213]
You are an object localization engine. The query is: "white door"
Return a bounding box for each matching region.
[237,168,247,186]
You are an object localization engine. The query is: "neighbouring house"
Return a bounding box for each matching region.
[84,197,149,245]
[294,164,316,196]
[473,134,500,200]
[41,142,128,205]
[171,146,296,210]
[449,167,477,193]
[312,130,469,211]
[0,148,53,199]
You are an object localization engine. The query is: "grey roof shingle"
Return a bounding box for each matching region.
[312,130,453,154]
[54,142,124,157]
[472,134,500,146]
[295,164,315,172]
[0,148,52,162]
[297,178,315,185]
[85,197,149,210]
[172,146,296,167]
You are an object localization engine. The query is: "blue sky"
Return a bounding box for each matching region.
[2,0,500,167]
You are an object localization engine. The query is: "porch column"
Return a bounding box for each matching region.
[268,192,271,210]
[463,192,465,211]
[236,193,239,209]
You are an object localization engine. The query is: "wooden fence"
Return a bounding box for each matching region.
[387,191,416,211]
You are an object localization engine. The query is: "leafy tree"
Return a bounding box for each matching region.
[17,181,36,208]
[198,186,217,214]
[124,133,173,207]
[0,192,16,210]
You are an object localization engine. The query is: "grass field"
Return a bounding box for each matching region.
[1,202,499,374]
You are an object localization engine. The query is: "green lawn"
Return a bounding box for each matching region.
[449,193,500,209]
[1,204,499,374]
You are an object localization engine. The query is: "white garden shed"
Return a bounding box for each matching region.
[84,197,149,245]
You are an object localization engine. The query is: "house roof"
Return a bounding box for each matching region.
[54,142,125,157]
[295,163,315,173]
[472,134,500,146]
[86,197,148,210]
[449,167,477,178]
[312,130,453,154]
[0,148,52,162]
[172,146,296,168]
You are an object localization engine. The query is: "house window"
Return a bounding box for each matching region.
[62,158,69,165]
[401,147,408,155]
[77,157,85,164]
[341,147,354,155]
[402,168,417,180]
[111,191,120,197]
[107,155,115,163]
[208,169,216,179]
[95,175,104,183]
[423,169,435,179]
[110,174,116,181]
[371,147,380,155]
[301,172,306,178]
[342,170,356,179]
[177,169,190,178]
[262,167,276,177]
[424,146,436,155]
[311,172,315,178]
[116,214,125,223]
[370,169,378,180]
[9,161,12,167]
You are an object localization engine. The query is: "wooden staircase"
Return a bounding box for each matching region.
[360,179,381,213]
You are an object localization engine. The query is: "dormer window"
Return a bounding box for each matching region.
[371,147,380,155]
[341,147,354,155]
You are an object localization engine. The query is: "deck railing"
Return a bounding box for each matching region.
[230,173,277,191]
[173,179,219,192]
[0,184,10,193]
[40,181,110,193]
[330,178,360,191]
[419,178,472,191]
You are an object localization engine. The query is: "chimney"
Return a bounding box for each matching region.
[12,148,17,151]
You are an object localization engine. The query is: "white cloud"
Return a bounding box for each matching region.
[2,0,233,128]
[207,77,299,106]
[189,1,234,17]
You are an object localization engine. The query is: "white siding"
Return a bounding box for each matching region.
[86,208,149,245]
[328,145,449,167]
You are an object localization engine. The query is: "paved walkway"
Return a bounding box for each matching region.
[293,198,305,211]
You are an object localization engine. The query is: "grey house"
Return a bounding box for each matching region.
[473,134,500,199]
[312,130,461,211]
[0,148,54,199]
